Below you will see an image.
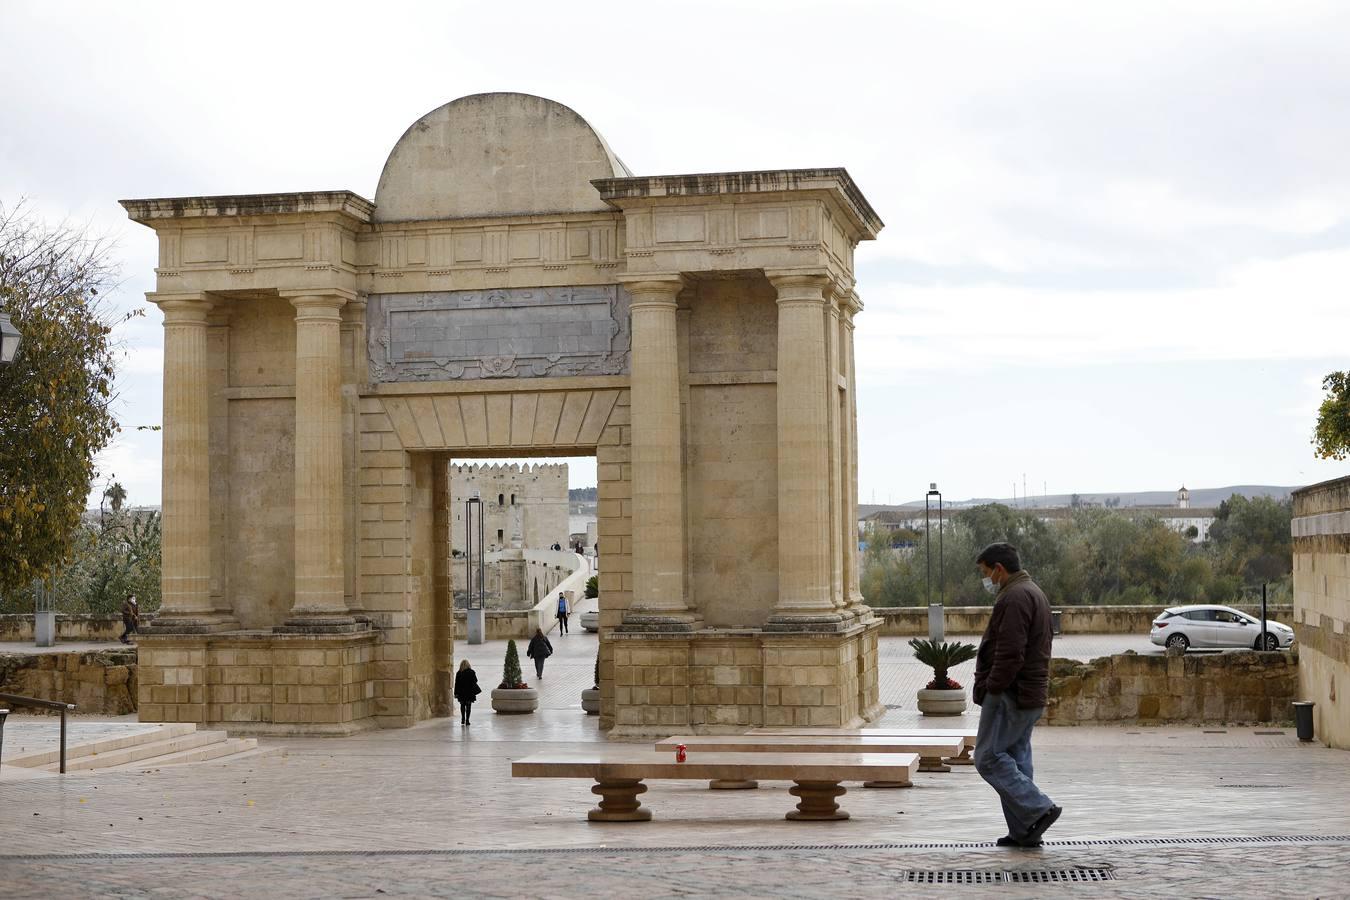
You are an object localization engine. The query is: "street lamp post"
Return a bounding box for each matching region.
[925,483,944,641]
[0,311,21,365]
[465,493,486,645]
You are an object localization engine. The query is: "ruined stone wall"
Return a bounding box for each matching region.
[1046,649,1298,725]
[0,649,138,715]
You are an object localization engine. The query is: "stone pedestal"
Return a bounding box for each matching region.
[137,630,378,734]
[607,618,882,739]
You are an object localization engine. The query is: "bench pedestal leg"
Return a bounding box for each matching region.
[946,747,974,766]
[862,780,912,789]
[919,755,952,773]
[786,781,849,821]
[709,779,759,790]
[589,779,651,822]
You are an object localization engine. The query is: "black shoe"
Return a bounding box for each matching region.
[1022,805,1062,845]
[995,836,1018,847]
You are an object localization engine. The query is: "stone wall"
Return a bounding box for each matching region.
[1046,649,1298,725]
[874,604,1294,637]
[0,648,138,715]
[449,462,569,554]
[0,614,140,642]
[1292,475,1350,749]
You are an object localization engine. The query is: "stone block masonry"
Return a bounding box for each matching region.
[1046,649,1298,725]
[0,648,139,715]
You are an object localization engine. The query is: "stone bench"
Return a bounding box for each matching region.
[746,728,977,769]
[655,734,963,789]
[511,748,919,822]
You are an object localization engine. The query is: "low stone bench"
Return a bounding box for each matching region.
[655,734,963,789]
[747,728,977,769]
[511,748,919,822]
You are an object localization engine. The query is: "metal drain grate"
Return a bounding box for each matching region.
[904,868,1115,884]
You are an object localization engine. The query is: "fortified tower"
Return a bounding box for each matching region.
[449,463,568,553]
[122,92,884,735]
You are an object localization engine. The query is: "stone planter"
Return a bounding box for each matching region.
[581,687,600,715]
[491,687,539,714]
[916,687,967,716]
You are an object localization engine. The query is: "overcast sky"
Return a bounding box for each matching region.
[2,0,1347,507]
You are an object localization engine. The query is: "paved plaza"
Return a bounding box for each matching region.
[1,634,1344,898]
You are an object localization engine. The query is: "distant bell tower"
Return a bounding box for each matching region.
[1177,485,1190,509]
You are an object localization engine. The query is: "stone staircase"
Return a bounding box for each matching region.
[3,722,264,775]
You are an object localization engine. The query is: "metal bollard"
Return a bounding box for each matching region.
[0,708,8,774]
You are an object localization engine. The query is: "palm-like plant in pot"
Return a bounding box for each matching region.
[491,639,538,714]
[909,638,978,716]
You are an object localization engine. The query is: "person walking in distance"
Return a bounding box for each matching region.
[526,627,553,679]
[556,592,570,635]
[972,542,1062,848]
[119,594,140,644]
[453,659,481,726]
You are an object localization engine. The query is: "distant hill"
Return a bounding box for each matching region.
[569,487,597,502]
[860,484,1297,516]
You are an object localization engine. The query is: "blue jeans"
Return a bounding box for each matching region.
[974,691,1054,839]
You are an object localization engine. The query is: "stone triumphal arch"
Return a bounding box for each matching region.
[122,93,884,735]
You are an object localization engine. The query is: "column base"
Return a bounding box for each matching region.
[144,614,239,634]
[762,612,849,633]
[616,612,703,633]
[275,614,367,635]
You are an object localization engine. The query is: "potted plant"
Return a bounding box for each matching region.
[909,638,978,716]
[580,651,600,715]
[491,639,538,714]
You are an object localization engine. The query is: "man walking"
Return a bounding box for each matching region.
[972,542,1062,847]
[556,592,569,634]
[119,594,140,644]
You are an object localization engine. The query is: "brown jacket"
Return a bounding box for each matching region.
[973,570,1053,708]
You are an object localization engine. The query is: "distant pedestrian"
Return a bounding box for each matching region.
[556,593,570,634]
[526,628,553,679]
[119,594,140,644]
[972,542,1062,848]
[453,659,481,725]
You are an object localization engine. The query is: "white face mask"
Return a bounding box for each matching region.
[982,576,998,595]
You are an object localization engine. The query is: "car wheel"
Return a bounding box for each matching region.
[1165,633,1189,651]
[1255,632,1279,651]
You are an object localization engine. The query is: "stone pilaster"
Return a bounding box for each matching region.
[281,291,359,632]
[619,275,699,631]
[149,293,236,632]
[765,272,844,631]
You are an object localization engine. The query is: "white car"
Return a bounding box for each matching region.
[1150,605,1295,652]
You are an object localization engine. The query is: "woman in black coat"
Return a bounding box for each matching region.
[526,628,553,679]
[453,659,481,725]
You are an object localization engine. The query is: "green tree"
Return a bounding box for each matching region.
[1313,371,1350,460]
[500,639,525,689]
[0,202,132,593]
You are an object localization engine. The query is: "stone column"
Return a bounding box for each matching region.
[842,291,866,609]
[620,275,699,631]
[282,291,357,631]
[766,272,844,631]
[151,293,236,631]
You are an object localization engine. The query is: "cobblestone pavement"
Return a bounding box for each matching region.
[0,634,1337,898]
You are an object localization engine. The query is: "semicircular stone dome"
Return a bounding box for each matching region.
[372,93,632,222]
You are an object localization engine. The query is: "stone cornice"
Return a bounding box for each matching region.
[120,191,375,227]
[591,168,883,241]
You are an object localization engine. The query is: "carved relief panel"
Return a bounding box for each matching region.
[367,285,630,382]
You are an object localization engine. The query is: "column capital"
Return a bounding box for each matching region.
[280,288,358,311]
[765,270,831,304]
[149,292,213,323]
[619,274,686,308]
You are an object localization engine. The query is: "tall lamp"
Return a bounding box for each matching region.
[925,483,944,641]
